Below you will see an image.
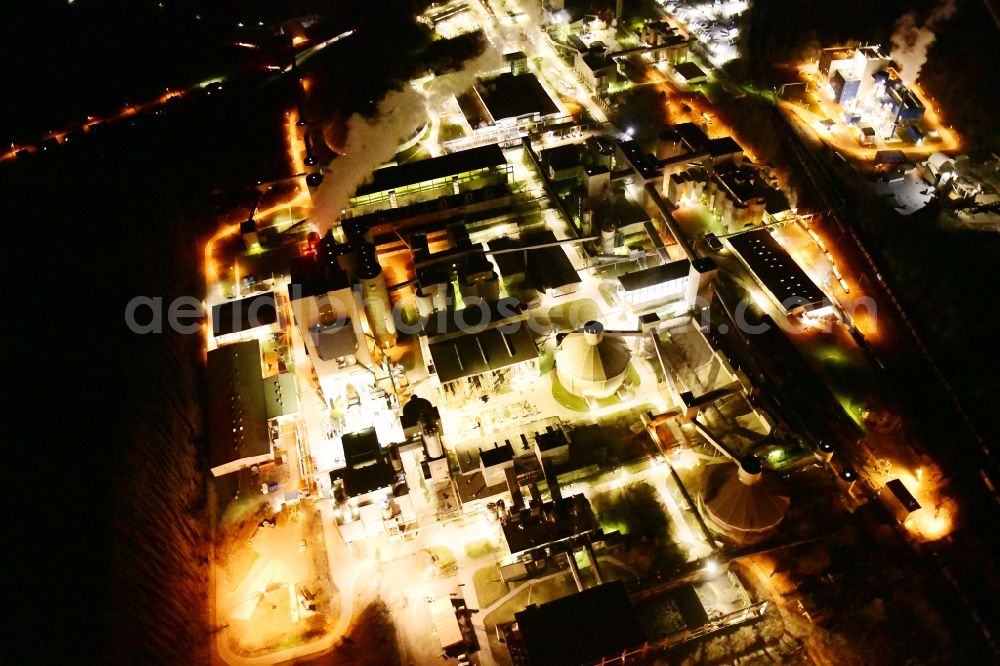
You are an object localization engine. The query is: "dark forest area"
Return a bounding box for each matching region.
[733,0,1000,444]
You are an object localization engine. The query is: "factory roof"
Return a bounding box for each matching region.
[714,165,772,205]
[832,68,859,83]
[675,61,708,82]
[535,428,569,452]
[715,169,765,204]
[884,79,924,111]
[728,229,831,314]
[886,478,921,513]
[400,396,439,431]
[485,236,526,277]
[480,442,514,467]
[311,319,358,361]
[618,258,691,292]
[206,340,271,471]
[288,257,351,300]
[524,230,583,292]
[567,34,588,52]
[541,143,582,172]
[263,373,298,419]
[584,164,610,176]
[637,583,710,636]
[856,45,888,60]
[354,144,506,197]
[673,122,709,151]
[342,427,381,467]
[822,46,855,57]
[501,493,597,556]
[515,582,645,666]
[477,72,560,122]
[616,139,661,180]
[586,134,618,155]
[347,184,513,237]
[421,296,523,339]
[707,136,743,158]
[487,231,582,292]
[341,459,395,498]
[582,50,616,72]
[212,291,278,336]
[692,256,718,273]
[429,324,538,384]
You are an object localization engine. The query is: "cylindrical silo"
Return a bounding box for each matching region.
[357,242,397,348]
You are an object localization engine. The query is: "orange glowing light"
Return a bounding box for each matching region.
[895,465,956,542]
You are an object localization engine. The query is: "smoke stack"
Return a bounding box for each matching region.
[583,320,605,345]
[738,456,763,486]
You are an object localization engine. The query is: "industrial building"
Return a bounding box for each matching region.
[708,164,789,231]
[534,427,570,466]
[640,19,691,64]
[419,297,540,404]
[554,320,632,399]
[699,457,790,544]
[329,426,413,540]
[341,184,514,244]
[873,73,926,140]
[728,228,834,317]
[818,45,926,141]
[540,143,583,181]
[461,72,561,129]
[498,491,600,559]
[206,339,298,477]
[574,47,621,93]
[488,229,583,297]
[819,45,889,103]
[287,260,370,401]
[674,60,708,85]
[617,258,691,306]
[481,51,530,77]
[513,581,646,666]
[211,291,280,346]
[348,144,512,211]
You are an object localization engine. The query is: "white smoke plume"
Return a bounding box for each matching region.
[310,33,501,235]
[310,86,428,234]
[890,0,957,86]
[426,42,502,105]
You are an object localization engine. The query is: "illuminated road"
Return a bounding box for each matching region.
[1,86,190,162]
[2,29,355,164]
[283,29,356,73]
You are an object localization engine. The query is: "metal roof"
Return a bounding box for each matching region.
[206,340,270,470]
[311,319,358,361]
[480,442,514,467]
[515,582,645,666]
[212,291,277,336]
[354,144,506,197]
[728,229,831,314]
[675,61,707,82]
[617,258,690,292]
[263,373,298,419]
[429,324,538,383]
[477,72,559,122]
